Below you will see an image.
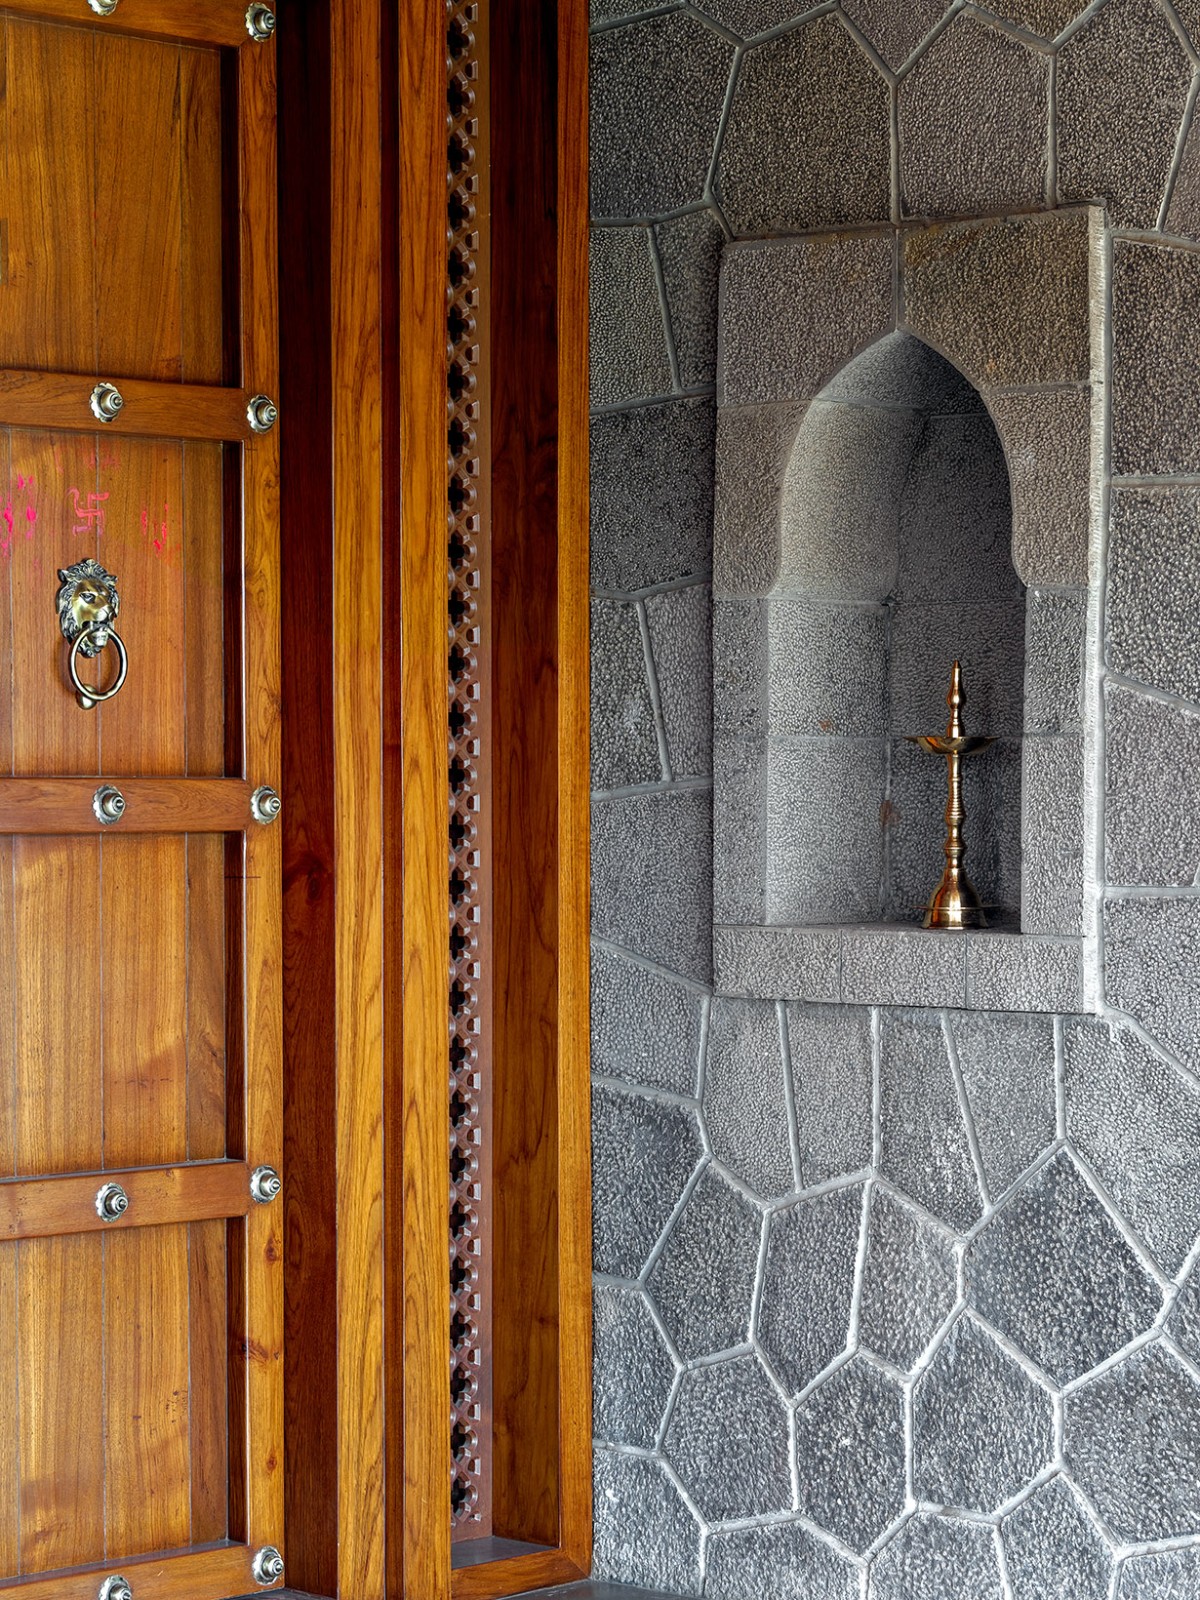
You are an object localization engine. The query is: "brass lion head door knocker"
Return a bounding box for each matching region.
[56,558,128,709]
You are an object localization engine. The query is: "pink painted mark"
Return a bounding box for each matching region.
[69,486,109,537]
[142,502,171,555]
[2,504,12,538]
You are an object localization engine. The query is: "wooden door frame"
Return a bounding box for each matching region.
[278,1,590,1596]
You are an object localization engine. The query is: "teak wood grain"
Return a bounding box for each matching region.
[0,777,254,834]
[0,370,259,441]
[0,1161,253,1240]
[0,0,256,50]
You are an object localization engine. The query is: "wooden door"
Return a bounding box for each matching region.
[0,5,282,1600]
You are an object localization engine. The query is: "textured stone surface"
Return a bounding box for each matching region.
[1113,242,1200,478]
[842,929,967,1009]
[869,1515,1003,1600]
[758,1185,863,1394]
[889,601,1026,738]
[590,12,735,220]
[706,1521,857,1600]
[590,228,673,407]
[655,208,725,390]
[1121,1547,1200,1600]
[1025,589,1087,735]
[965,934,1084,1015]
[765,740,888,924]
[591,944,704,1096]
[713,403,803,598]
[1056,0,1192,230]
[879,1012,982,1231]
[1170,1264,1200,1367]
[691,0,815,39]
[645,585,712,779]
[592,598,661,791]
[720,234,894,407]
[768,601,889,736]
[787,1003,873,1188]
[965,1153,1162,1384]
[914,1316,1054,1513]
[1108,686,1200,885]
[1108,488,1200,703]
[1066,1018,1200,1274]
[714,599,766,736]
[840,0,948,71]
[990,389,1093,589]
[1166,102,1200,241]
[901,212,1092,389]
[1002,1476,1113,1600]
[705,999,793,1199]
[662,1354,792,1521]
[794,1357,906,1553]
[1066,1342,1200,1542]
[718,17,890,236]
[713,732,766,926]
[987,0,1091,36]
[648,1165,761,1358]
[593,1285,678,1448]
[593,1450,702,1596]
[951,1012,1056,1198]
[592,788,713,981]
[1021,736,1086,937]
[896,413,1018,605]
[591,399,715,593]
[592,1083,704,1278]
[859,1187,958,1372]
[1105,896,1200,1073]
[712,924,841,1002]
[899,15,1050,219]
[823,330,984,411]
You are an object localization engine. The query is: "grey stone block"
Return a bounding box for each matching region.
[713,733,766,926]
[964,1152,1162,1385]
[590,228,673,409]
[869,1515,1003,1600]
[590,12,736,220]
[593,1285,678,1448]
[989,390,1093,589]
[704,998,794,1200]
[901,212,1093,390]
[718,16,890,237]
[648,1165,761,1359]
[592,788,713,982]
[1108,487,1200,702]
[794,1357,906,1553]
[889,602,1026,738]
[986,0,1091,37]
[592,1082,705,1278]
[1113,242,1200,478]
[645,585,712,780]
[706,1520,857,1600]
[964,934,1084,1014]
[859,1187,958,1373]
[720,234,894,407]
[1170,1263,1200,1367]
[591,943,704,1096]
[842,929,966,1010]
[1121,1547,1200,1600]
[827,329,985,409]
[1107,684,1200,887]
[1166,101,1200,241]
[655,208,725,390]
[714,598,766,737]
[592,598,662,792]
[591,399,715,593]
[879,1011,983,1231]
[712,924,842,1002]
[765,739,888,925]
[1002,1476,1114,1600]
[899,15,1050,219]
[758,1184,863,1395]
[1056,0,1192,231]
[1104,896,1200,1073]
[662,1353,792,1521]
[691,0,816,38]
[787,1002,873,1188]
[913,1315,1054,1514]
[1025,589,1087,734]
[840,0,949,71]
[593,1449,702,1596]
[1022,736,1086,937]
[1065,1016,1200,1275]
[713,403,804,598]
[951,1012,1056,1197]
[1066,1342,1200,1542]
[768,601,889,737]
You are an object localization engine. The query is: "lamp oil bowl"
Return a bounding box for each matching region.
[906,661,995,931]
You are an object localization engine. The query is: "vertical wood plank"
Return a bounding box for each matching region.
[0,429,14,778]
[0,1241,18,1579]
[188,1217,228,1546]
[180,46,226,389]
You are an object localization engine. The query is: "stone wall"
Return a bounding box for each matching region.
[590,3,1200,1597]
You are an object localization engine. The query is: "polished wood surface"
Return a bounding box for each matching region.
[0,1162,253,1240]
[0,778,256,831]
[0,0,256,49]
[0,371,259,441]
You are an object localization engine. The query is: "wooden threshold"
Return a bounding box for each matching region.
[0,777,255,833]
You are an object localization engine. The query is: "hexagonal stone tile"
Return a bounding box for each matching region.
[1168,1260,1200,1367]
[593,1448,703,1595]
[1104,896,1200,1078]
[951,1012,1056,1198]
[591,597,661,792]
[654,208,725,390]
[707,1520,857,1600]
[987,0,1091,36]
[913,1316,1053,1513]
[1002,1476,1113,1600]
[841,0,948,70]
[794,1356,906,1553]
[858,1187,958,1373]
[869,1514,1003,1600]
[964,1151,1162,1385]
[758,1183,863,1396]
[1120,1546,1200,1599]
[662,1353,792,1522]
[879,1012,983,1233]
[692,0,816,43]
[593,1285,678,1449]
[590,226,672,408]
[787,1002,873,1188]
[647,1165,761,1360]
[704,999,794,1200]
[1066,1342,1200,1543]
[590,944,705,1099]
[592,1082,704,1278]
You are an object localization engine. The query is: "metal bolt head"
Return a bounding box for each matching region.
[90,383,124,423]
[95,1183,130,1223]
[98,1578,132,1600]
[88,0,120,13]
[252,1546,285,1586]
[247,393,278,433]
[246,3,277,41]
[250,1165,282,1205]
[93,785,126,826]
[251,785,282,826]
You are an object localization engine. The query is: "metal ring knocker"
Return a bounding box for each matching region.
[69,625,128,710]
[56,559,128,711]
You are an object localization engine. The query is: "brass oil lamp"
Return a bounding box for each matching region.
[906,662,995,930]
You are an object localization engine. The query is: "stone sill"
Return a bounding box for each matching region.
[714,923,1085,1013]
